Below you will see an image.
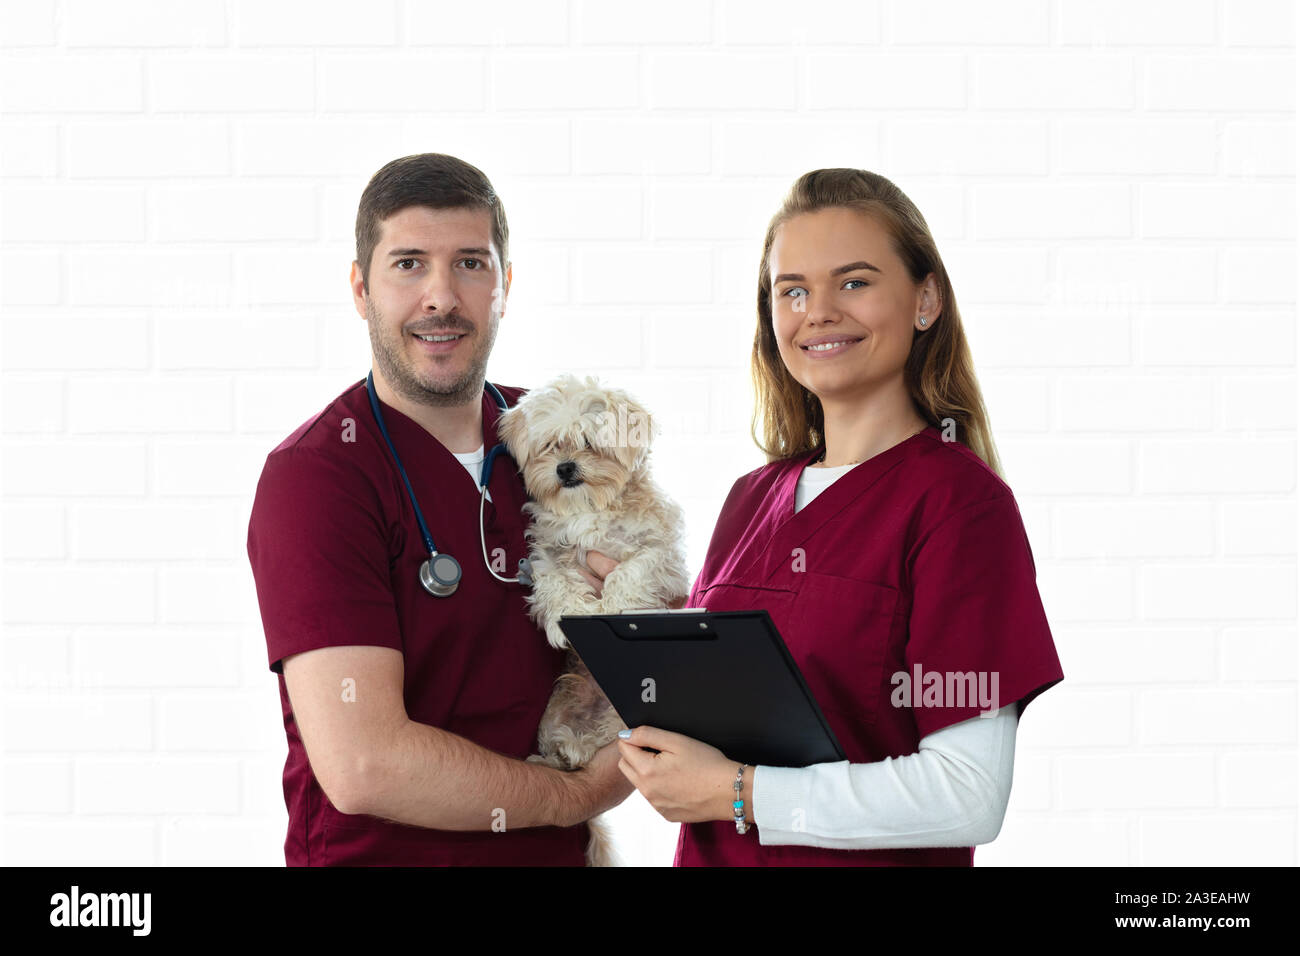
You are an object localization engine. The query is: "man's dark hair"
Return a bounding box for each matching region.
[354,153,510,294]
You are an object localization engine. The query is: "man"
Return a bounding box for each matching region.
[246,153,632,865]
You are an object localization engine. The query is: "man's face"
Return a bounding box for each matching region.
[351,205,510,408]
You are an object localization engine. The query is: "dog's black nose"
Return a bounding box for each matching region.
[556,461,581,487]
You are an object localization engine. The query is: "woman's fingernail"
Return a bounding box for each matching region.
[617,730,631,739]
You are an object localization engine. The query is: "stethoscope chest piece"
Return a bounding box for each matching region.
[419,552,462,597]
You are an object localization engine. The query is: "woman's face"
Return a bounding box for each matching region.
[768,207,938,407]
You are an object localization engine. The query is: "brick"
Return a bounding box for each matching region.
[1224,376,1297,429]
[2,442,147,496]
[1222,500,1298,557]
[2,502,66,558]
[234,0,397,45]
[492,54,639,110]
[1,378,64,435]
[576,246,713,305]
[1221,626,1298,681]
[1056,501,1214,558]
[1140,814,1294,865]
[70,251,233,308]
[66,0,226,45]
[1225,0,1296,46]
[1145,56,1294,111]
[78,758,239,813]
[973,184,1131,238]
[3,696,153,751]
[890,120,1046,175]
[1057,246,1216,307]
[155,185,316,241]
[652,53,798,110]
[1,185,145,241]
[321,54,488,112]
[810,54,965,109]
[1058,119,1217,175]
[75,630,242,689]
[577,0,711,43]
[4,568,155,625]
[719,119,882,177]
[1059,0,1215,45]
[1059,375,1214,433]
[577,119,711,175]
[1141,183,1293,239]
[1139,437,1294,493]
[1139,311,1294,366]
[1059,754,1214,809]
[0,121,57,176]
[1056,628,1215,684]
[0,54,141,110]
[890,0,1047,43]
[0,252,61,306]
[1139,690,1295,743]
[976,54,1135,110]
[721,0,883,45]
[1223,121,1296,177]
[407,0,567,45]
[151,54,313,112]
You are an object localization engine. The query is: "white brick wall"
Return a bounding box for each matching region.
[1,0,1294,868]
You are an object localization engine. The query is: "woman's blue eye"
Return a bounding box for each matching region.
[781,287,807,298]
[844,279,868,289]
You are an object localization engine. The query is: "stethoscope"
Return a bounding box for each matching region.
[364,371,532,597]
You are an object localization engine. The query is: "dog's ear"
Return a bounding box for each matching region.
[611,391,656,472]
[496,405,531,465]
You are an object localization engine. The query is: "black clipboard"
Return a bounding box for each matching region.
[556,609,846,767]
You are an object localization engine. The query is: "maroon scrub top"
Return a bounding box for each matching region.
[676,426,1064,867]
[247,378,587,866]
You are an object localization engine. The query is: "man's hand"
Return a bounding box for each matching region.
[577,550,619,596]
[561,738,636,826]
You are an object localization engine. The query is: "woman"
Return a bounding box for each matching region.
[604,168,1064,866]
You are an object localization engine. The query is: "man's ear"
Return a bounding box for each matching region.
[350,260,368,320]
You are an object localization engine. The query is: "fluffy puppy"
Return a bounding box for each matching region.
[497,374,691,866]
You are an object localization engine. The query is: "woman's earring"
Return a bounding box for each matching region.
[918,315,927,327]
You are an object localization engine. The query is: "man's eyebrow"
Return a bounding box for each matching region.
[386,247,495,258]
[773,260,882,283]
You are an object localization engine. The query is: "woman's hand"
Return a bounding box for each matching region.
[617,726,753,824]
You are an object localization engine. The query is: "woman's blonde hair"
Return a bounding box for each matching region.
[751,168,1005,479]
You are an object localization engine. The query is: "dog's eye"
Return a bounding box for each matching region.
[583,437,592,450]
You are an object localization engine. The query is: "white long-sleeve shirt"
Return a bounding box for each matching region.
[746,461,1020,849]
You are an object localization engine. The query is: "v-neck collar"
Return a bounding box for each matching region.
[365,380,516,519]
[740,425,939,584]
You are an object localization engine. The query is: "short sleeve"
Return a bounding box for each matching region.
[904,494,1064,738]
[247,447,403,673]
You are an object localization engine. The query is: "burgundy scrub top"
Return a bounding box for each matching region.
[676,426,1064,867]
[247,378,587,866]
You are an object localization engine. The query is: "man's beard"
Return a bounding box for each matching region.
[365,295,497,408]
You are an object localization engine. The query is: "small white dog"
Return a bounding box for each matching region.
[497,374,691,866]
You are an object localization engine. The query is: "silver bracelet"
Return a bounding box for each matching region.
[732,763,750,834]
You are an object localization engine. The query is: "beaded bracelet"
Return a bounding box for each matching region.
[732,763,750,834]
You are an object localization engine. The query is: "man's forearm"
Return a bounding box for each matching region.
[344,718,588,831]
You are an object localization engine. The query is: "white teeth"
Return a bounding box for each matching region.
[806,340,855,351]
[416,334,462,342]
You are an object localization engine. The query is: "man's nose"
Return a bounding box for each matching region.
[420,268,460,313]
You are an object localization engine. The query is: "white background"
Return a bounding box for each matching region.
[1,0,1295,866]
